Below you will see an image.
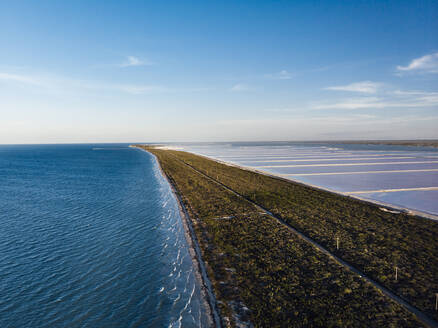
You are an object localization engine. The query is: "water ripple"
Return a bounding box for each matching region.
[0,144,210,327]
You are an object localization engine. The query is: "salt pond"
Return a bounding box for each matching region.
[175,142,438,217]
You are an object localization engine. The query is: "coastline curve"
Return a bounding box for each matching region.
[132,146,222,328]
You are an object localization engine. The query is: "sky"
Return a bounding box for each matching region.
[0,0,437,143]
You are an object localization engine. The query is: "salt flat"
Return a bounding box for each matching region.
[176,143,438,216]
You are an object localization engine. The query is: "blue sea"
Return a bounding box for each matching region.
[0,144,209,327]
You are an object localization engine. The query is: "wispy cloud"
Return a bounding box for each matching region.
[325,81,382,93]
[313,90,438,110]
[230,83,250,92]
[313,97,382,110]
[119,56,153,67]
[114,84,168,94]
[320,78,438,110]
[0,72,45,86]
[0,71,207,95]
[265,70,293,80]
[396,52,438,74]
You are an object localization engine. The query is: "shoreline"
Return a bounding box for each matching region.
[133,145,438,326]
[194,153,438,222]
[132,146,221,328]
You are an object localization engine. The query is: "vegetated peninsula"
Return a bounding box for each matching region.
[135,145,438,327]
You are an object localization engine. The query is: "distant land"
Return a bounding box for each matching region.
[261,140,438,148]
[333,140,438,148]
[166,140,438,149]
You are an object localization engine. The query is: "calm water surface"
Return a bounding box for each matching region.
[0,144,209,327]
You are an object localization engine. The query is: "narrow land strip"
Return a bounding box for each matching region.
[140,146,438,327]
[243,156,417,162]
[167,149,438,322]
[280,169,438,176]
[174,153,438,328]
[256,161,438,168]
[346,187,438,194]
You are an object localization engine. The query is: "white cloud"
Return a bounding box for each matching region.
[119,56,153,67]
[325,81,382,93]
[313,90,438,110]
[0,72,45,86]
[321,80,438,110]
[396,52,438,73]
[313,98,380,110]
[115,84,168,94]
[0,71,203,95]
[230,83,250,92]
[265,70,293,80]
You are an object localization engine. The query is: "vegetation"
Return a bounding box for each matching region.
[162,148,438,322]
[139,145,425,327]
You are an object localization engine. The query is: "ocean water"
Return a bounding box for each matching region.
[0,144,209,328]
[175,142,438,216]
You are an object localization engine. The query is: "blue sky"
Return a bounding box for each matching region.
[0,0,437,143]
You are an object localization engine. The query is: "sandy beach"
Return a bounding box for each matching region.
[133,145,221,328]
